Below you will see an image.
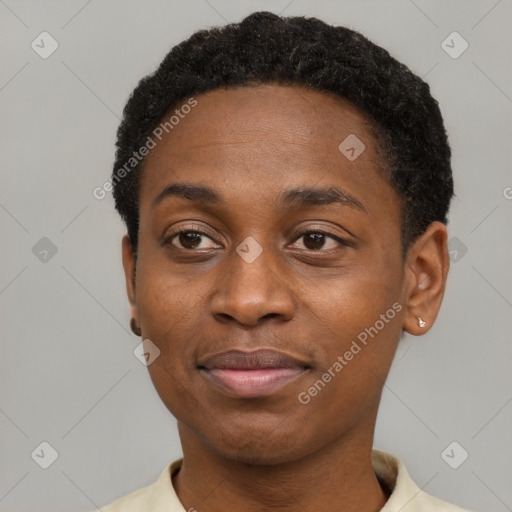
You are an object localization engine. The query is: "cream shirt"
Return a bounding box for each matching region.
[96,449,472,511]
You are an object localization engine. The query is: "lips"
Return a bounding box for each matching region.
[198,349,310,398]
[199,348,309,370]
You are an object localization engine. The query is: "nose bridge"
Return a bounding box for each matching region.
[210,237,295,325]
[231,242,275,293]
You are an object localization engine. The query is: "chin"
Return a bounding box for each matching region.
[204,426,312,466]
[216,442,302,466]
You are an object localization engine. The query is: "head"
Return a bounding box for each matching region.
[114,12,452,464]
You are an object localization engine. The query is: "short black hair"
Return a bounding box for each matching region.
[112,11,453,258]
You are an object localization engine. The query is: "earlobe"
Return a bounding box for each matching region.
[402,222,450,336]
[122,235,140,333]
[130,317,142,336]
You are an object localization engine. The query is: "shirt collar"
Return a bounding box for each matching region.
[141,449,468,512]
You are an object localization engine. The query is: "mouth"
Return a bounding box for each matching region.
[197,348,310,398]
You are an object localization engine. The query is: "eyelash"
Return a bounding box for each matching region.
[164,228,350,252]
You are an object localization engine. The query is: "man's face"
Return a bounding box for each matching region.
[128,84,407,464]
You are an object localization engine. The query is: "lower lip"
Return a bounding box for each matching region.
[201,368,306,398]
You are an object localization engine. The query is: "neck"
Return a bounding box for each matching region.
[172,405,389,512]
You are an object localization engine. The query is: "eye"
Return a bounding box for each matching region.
[289,230,349,251]
[165,229,221,250]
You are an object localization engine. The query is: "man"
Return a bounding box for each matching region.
[100,11,471,511]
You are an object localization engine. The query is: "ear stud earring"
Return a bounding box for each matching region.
[418,317,426,328]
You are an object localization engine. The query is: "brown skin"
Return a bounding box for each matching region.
[122,84,450,512]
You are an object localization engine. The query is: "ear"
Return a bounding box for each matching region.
[402,222,450,336]
[122,234,139,332]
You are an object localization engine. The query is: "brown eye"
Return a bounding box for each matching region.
[290,231,348,251]
[166,230,220,250]
[178,232,202,249]
[303,233,327,250]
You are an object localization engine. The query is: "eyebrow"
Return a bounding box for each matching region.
[151,183,367,213]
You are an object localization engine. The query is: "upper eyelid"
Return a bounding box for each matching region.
[289,230,349,249]
[166,227,347,249]
[166,227,220,246]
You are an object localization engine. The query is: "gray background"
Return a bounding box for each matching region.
[1,0,511,510]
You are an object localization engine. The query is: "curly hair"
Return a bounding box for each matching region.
[111,11,453,258]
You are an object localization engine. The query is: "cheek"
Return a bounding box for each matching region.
[306,262,402,335]
[302,267,403,391]
[295,301,401,440]
[137,274,203,418]
[136,247,203,328]
[134,260,204,379]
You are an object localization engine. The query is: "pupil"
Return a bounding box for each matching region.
[305,233,325,250]
[180,232,201,249]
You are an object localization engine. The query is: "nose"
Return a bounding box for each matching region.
[209,242,296,327]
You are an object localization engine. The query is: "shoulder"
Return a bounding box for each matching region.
[372,449,473,512]
[94,458,184,512]
[98,485,152,512]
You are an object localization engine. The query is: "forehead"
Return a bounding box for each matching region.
[139,84,393,212]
